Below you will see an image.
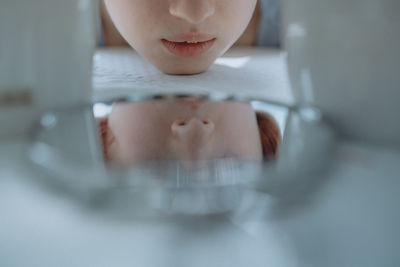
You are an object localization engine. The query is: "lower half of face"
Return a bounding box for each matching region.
[105,101,263,166]
[104,0,258,74]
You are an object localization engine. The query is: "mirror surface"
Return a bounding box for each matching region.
[95,95,284,167]
[28,93,334,215]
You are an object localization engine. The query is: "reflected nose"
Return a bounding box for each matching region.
[169,0,215,24]
[172,118,215,145]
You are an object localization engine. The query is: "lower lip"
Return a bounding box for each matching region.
[161,38,216,58]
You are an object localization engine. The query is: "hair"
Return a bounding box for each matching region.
[99,117,112,162]
[256,112,281,160]
[99,112,281,161]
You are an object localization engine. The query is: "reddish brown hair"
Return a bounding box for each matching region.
[256,112,281,160]
[99,117,112,162]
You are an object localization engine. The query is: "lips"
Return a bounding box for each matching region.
[177,98,205,109]
[162,33,216,58]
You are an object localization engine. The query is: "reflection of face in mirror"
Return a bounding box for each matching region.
[102,0,258,74]
[98,98,280,166]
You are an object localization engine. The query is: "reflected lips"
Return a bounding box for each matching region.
[162,33,216,58]
[178,98,205,109]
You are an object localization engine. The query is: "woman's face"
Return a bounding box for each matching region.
[106,99,263,166]
[103,0,258,74]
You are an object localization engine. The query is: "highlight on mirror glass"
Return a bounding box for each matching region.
[93,95,289,168]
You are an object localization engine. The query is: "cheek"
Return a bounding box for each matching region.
[216,125,262,161]
[115,124,167,162]
[206,0,257,53]
[105,0,163,43]
[217,105,262,157]
[110,114,170,161]
[219,0,257,35]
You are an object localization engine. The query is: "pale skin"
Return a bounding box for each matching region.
[101,0,261,74]
[99,1,269,165]
[101,1,261,47]
[104,99,263,166]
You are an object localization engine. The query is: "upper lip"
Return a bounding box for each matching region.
[163,32,216,43]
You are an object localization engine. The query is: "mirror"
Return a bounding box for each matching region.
[27,92,335,216]
[97,95,282,166]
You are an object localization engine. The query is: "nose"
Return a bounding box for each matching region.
[171,118,215,157]
[169,0,215,24]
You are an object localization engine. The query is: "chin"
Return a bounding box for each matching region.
[162,67,208,75]
[154,60,214,75]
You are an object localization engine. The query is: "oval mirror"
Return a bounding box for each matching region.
[27,92,335,216]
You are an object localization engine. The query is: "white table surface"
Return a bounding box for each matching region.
[92,47,294,105]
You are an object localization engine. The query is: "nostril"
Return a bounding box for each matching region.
[172,120,187,129]
[174,119,213,128]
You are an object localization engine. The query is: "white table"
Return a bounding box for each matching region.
[92,47,294,105]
